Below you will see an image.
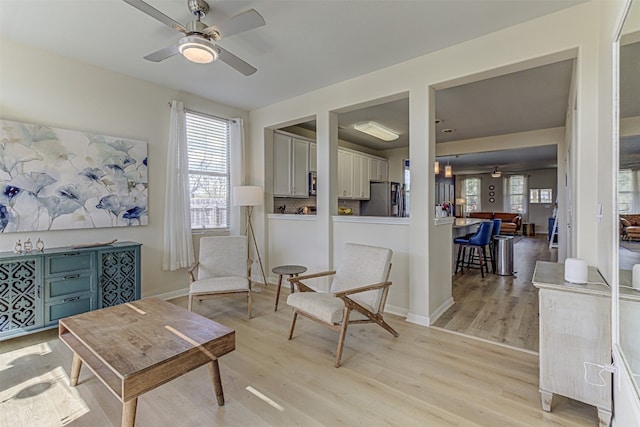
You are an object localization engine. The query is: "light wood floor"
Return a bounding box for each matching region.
[433,235,557,353]
[1,284,598,426]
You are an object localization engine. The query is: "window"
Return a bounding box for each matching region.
[506,175,527,213]
[463,177,481,212]
[186,111,230,229]
[529,188,553,203]
[619,169,633,214]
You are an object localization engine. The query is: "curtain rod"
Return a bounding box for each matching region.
[167,102,237,123]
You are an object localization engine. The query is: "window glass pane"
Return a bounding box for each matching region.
[529,189,539,203]
[540,189,553,203]
[464,177,481,212]
[186,111,230,229]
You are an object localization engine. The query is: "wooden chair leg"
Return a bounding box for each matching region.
[247,290,253,319]
[288,311,298,340]
[483,246,490,273]
[188,294,193,311]
[335,309,352,368]
[274,274,284,311]
[478,247,485,278]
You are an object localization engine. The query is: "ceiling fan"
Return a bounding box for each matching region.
[122,0,265,75]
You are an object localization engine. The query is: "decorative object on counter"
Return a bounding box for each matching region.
[71,239,118,249]
[0,119,148,233]
[36,238,45,252]
[338,207,353,215]
[13,240,22,254]
[23,238,33,253]
[278,205,286,214]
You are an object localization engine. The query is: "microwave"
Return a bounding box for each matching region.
[309,172,317,196]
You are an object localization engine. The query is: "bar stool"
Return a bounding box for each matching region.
[454,221,494,278]
[272,264,307,311]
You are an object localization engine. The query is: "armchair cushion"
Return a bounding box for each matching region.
[621,218,632,227]
[331,243,392,314]
[287,292,371,324]
[190,276,249,294]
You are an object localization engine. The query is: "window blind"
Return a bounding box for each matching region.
[185,111,230,229]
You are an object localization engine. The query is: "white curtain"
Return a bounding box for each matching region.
[229,118,245,236]
[162,100,195,271]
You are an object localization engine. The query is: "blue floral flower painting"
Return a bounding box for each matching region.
[0,119,148,232]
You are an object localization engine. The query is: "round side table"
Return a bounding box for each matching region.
[272,265,307,311]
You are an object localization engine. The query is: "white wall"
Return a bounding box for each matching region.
[0,38,248,298]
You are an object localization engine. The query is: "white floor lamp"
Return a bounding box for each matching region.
[233,186,267,289]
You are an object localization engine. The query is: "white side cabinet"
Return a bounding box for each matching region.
[273,132,309,198]
[309,142,317,172]
[532,261,612,427]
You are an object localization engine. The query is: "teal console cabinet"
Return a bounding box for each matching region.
[0,241,141,340]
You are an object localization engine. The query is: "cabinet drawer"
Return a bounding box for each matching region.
[46,252,93,275]
[46,273,95,300]
[45,294,94,325]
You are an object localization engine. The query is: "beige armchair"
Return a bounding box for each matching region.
[286,243,398,367]
[188,236,252,318]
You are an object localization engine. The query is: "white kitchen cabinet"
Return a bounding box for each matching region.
[273,132,309,198]
[338,150,353,199]
[532,261,612,427]
[369,157,389,182]
[309,142,317,172]
[353,154,370,200]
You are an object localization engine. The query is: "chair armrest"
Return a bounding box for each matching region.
[188,262,199,283]
[332,281,392,298]
[287,270,336,282]
[288,270,336,293]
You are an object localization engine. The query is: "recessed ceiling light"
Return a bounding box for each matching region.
[442,128,455,133]
[435,118,442,124]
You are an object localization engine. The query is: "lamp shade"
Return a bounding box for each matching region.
[456,198,465,205]
[233,186,263,206]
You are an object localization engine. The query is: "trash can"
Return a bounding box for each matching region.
[494,235,514,276]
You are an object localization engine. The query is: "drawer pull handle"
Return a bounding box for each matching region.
[64,274,80,280]
[62,296,81,303]
[63,252,81,257]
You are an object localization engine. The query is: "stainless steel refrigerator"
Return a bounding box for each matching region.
[360,182,405,217]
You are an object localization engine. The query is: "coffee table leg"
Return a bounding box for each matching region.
[208,359,225,406]
[122,398,138,427]
[274,274,283,311]
[70,352,82,387]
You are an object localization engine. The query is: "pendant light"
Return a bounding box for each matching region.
[445,157,452,178]
[434,160,440,174]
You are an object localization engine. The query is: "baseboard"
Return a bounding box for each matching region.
[429,297,454,324]
[384,304,409,318]
[406,312,431,327]
[149,287,189,301]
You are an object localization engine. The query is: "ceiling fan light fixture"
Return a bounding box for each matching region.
[179,36,218,63]
[491,166,502,178]
[353,121,399,141]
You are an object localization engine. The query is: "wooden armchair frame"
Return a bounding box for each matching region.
[287,264,398,367]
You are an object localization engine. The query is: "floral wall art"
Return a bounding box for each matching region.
[0,119,148,232]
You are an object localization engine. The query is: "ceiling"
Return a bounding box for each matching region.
[0,0,587,112]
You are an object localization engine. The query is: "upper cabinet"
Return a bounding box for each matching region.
[353,153,371,200]
[370,157,389,182]
[309,142,317,172]
[338,148,383,200]
[273,132,310,198]
[338,150,354,198]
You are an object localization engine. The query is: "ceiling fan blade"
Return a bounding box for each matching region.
[144,44,180,62]
[203,9,265,39]
[122,0,187,33]
[216,46,257,76]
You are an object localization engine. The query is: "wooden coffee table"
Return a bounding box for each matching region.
[58,298,235,427]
